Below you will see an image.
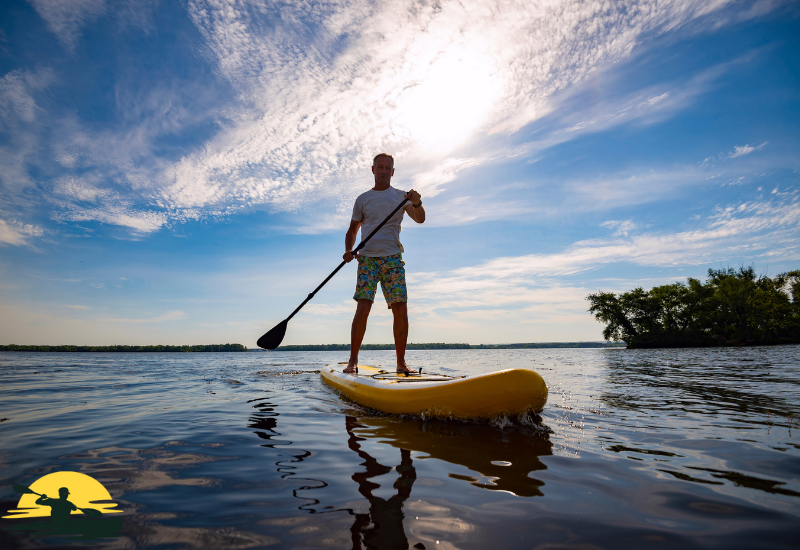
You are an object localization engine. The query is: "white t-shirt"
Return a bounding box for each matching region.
[351,186,407,257]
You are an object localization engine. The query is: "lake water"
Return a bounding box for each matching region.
[1,347,798,549]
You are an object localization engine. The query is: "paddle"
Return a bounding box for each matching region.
[12,483,103,518]
[257,198,410,350]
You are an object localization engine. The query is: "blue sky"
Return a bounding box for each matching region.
[1,0,798,346]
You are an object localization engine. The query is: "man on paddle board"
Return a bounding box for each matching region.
[343,153,425,374]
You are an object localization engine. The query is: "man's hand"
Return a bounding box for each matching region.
[343,250,357,263]
[404,188,425,223]
[405,189,422,206]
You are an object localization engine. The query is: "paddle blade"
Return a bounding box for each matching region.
[257,319,288,350]
[80,507,103,518]
[12,483,37,495]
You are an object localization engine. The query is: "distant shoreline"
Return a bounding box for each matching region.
[0,342,625,352]
[272,342,625,351]
[0,344,248,352]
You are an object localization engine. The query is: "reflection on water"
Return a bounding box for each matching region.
[247,388,420,548]
[352,417,552,497]
[1,348,798,549]
[246,387,553,548]
[346,416,416,550]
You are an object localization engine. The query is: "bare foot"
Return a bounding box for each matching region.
[343,361,357,374]
[396,363,418,374]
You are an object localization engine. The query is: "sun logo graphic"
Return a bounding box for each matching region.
[4,472,122,521]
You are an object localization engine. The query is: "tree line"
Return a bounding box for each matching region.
[0,344,248,352]
[587,267,800,348]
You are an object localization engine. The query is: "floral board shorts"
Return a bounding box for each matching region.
[353,254,407,308]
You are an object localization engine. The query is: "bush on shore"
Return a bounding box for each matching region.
[587,267,800,348]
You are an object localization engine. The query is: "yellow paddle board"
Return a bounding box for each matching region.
[321,364,547,418]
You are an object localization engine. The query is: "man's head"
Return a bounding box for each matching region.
[373,153,394,167]
[58,487,70,499]
[372,153,394,190]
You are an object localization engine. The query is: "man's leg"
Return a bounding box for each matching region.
[380,254,414,373]
[345,299,372,373]
[391,302,415,373]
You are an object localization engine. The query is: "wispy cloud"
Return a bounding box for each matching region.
[2,0,788,237]
[28,0,107,50]
[99,310,187,323]
[50,180,172,234]
[729,142,768,158]
[411,157,488,198]
[0,68,55,216]
[411,195,800,310]
[0,68,54,125]
[163,0,751,215]
[600,220,639,237]
[352,194,799,341]
[425,143,785,226]
[0,218,45,246]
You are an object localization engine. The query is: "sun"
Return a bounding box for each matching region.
[396,42,502,154]
[3,471,122,519]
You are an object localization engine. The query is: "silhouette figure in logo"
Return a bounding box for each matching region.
[35,487,78,523]
[346,416,416,550]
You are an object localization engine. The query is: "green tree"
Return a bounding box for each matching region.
[587,266,800,348]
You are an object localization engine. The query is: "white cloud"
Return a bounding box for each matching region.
[0,69,56,214]
[412,157,487,198]
[48,175,180,235]
[729,142,768,158]
[28,0,107,50]
[0,218,45,246]
[0,69,53,125]
[601,220,638,237]
[54,203,169,234]
[332,194,799,341]
[53,175,110,202]
[165,0,747,215]
[5,0,787,238]
[701,141,770,166]
[410,196,800,311]
[99,310,187,323]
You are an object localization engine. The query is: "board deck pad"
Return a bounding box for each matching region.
[337,363,457,382]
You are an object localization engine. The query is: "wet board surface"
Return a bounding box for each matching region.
[335,363,460,383]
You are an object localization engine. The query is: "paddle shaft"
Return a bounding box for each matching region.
[284,198,409,323]
[15,486,43,497]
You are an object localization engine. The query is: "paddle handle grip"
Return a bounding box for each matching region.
[285,197,409,322]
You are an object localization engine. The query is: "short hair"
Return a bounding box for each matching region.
[373,153,394,166]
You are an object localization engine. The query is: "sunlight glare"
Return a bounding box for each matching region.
[398,45,501,154]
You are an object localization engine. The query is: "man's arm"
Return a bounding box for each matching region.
[343,219,362,262]
[404,189,425,223]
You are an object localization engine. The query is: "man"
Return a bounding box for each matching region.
[343,153,425,374]
[35,487,77,523]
